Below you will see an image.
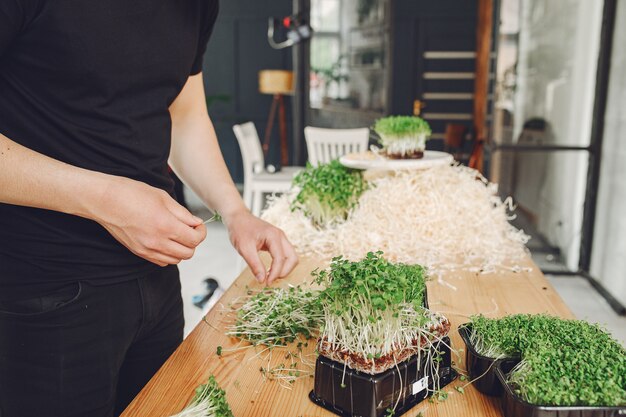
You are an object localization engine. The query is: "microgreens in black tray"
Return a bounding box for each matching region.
[313,252,449,371]
[468,314,626,407]
[169,376,233,417]
[290,160,367,227]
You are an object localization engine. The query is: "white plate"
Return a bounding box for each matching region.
[339,150,454,171]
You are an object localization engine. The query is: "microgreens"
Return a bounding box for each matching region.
[225,286,322,348]
[373,116,432,137]
[468,314,626,406]
[290,160,367,227]
[372,116,431,158]
[169,376,233,417]
[203,212,222,225]
[313,252,448,364]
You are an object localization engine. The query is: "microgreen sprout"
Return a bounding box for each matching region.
[373,116,432,137]
[314,252,448,366]
[312,252,455,414]
[169,376,233,417]
[468,314,626,406]
[290,160,367,227]
[259,362,313,390]
[373,116,431,158]
[225,286,323,348]
[203,212,222,225]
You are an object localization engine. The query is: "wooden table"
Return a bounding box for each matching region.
[121,256,573,417]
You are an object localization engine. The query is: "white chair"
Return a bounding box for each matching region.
[233,122,302,216]
[304,126,370,166]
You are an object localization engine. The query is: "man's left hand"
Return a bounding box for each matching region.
[223,209,298,284]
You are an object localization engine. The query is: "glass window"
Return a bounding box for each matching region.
[310,0,341,32]
[490,0,603,271]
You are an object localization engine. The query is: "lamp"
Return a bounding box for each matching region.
[259,69,294,166]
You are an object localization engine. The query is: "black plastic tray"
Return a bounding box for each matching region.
[309,336,457,417]
[495,359,626,417]
[458,324,519,397]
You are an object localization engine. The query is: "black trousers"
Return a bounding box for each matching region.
[0,266,184,417]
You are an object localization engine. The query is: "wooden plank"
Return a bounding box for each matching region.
[470,0,494,171]
[121,256,573,417]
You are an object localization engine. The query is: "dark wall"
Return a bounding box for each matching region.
[391,0,477,116]
[201,1,293,183]
[391,0,498,152]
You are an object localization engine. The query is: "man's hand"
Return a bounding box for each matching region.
[224,209,298,284]
[93,177,207,266]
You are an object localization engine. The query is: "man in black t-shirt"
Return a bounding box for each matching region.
[0,1,298,416]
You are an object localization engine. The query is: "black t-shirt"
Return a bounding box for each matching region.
[0,0,219,285]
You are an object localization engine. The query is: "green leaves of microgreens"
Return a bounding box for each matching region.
[373,115,432,137]
[227,286,322,348]
[314,251,427,318]
[468,314,626,407]
[313,252,435,359]
[290,160,367,227]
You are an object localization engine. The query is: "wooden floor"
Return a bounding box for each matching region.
[121,256,573,417]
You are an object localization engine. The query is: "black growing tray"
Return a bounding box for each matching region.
[309,336,457,417]
[495,359,626,417]
[458,324,519,396]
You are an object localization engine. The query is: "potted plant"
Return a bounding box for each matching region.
[290,160,367,227]
[373,115,432,159]
[461,314,626,415]
[309,252,456,417]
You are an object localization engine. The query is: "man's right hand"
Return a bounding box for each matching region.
[93,177,207,266]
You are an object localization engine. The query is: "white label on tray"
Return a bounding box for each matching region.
[412,376,429,395]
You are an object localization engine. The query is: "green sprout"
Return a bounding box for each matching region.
[313,252,449,376]
[225,286,323,347]
[467,314,626,407]
[373,116,432,137]
[169,376,233,417]
[290,160,367,227]
[373,116,432,158]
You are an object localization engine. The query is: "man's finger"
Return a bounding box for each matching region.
[280,238,299,278]
[266,235,286,284]
[166,198,203,227]
[163,240,196,260]
[169,221,206,248]
[238,242,267,283]
[150,253,182,266]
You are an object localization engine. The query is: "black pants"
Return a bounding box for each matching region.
[0,266,184,417]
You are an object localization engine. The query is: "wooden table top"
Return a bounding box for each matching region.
[121,256,573,417]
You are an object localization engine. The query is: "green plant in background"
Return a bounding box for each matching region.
[169,376,233,417]
[291,160,367,227]
[357,0,378,24]
[373,116,432,158]
[312,55,349,100]
[467,314,626,407]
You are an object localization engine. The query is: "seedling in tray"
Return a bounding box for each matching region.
[462,314,626,412]
[373,116,432,159]
[310,252,456,417]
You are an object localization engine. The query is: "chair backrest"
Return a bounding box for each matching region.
[304,127,370,166]
[233,122,264,183]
